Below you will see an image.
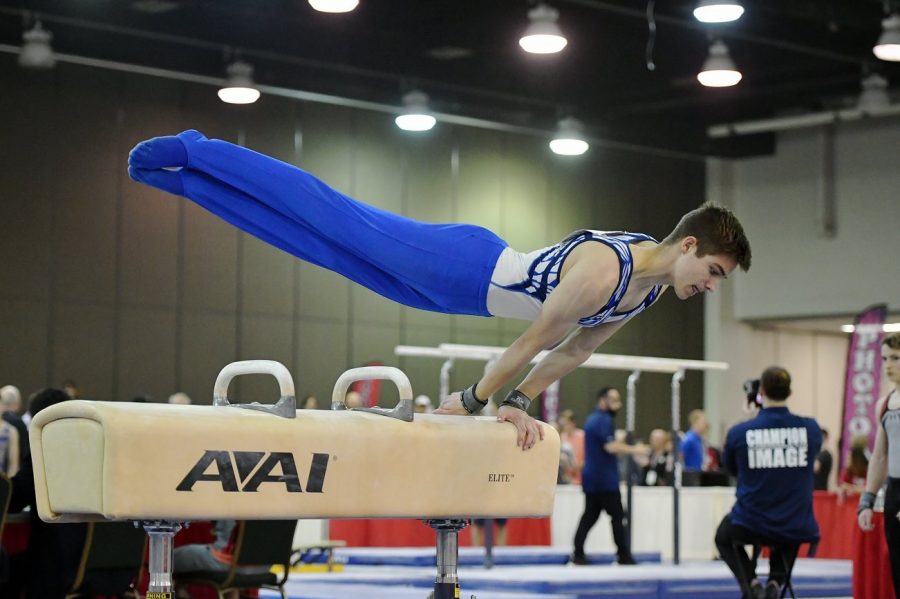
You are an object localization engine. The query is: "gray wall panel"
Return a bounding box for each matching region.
[181,202,239,312]
[179,311,237,403]
[52,303,115,400]
[116,306,176,401]
[239,314,295,400]
[0,300,49,395]
[0,59,56,301]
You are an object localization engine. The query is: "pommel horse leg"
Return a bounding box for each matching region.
[143,521,183,598]
[427,519,468,599]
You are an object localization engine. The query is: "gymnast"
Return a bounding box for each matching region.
[128,130,752,451]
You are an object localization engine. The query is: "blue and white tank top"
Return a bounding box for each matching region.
[880,391,900,478]
[485,230,662,327]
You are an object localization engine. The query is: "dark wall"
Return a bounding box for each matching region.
[0,56,707,437]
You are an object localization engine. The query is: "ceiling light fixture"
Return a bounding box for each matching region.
[217,60,261,104]
[519,4,567,55]
[309,0,359,13]
[395,90,436,132]
[858,73,891,112]
[697,40,742,87]
[308,0,359,13]
[693,0,744,24]
[549,117,589,156]
[18,21,55,70]
[874,14,900,62]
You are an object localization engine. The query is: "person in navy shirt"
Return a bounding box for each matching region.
[680,409,709,470]
[715,367,821,599]
[572,387,649,565]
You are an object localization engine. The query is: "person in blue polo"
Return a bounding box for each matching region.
[572,386,649,565]
[715,366,822,599]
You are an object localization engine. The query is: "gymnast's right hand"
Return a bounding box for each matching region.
[858,508,874,531]
[497,405,544,451]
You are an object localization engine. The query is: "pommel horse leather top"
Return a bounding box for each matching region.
[29,361,560,524]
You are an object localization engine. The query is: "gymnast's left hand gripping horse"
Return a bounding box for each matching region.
[127,130,751,449]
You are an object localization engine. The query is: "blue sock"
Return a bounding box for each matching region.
[127,165,184,196]
[128,135,188,170]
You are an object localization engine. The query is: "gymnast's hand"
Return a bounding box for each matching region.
[497,405,545,451]
[858,508,874,532]
[433,392,469,416]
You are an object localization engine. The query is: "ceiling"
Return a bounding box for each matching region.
[1,0,897,157]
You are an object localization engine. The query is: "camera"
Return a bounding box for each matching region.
[743,378,761,408]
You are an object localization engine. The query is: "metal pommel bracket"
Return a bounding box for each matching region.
[212,360,297,419]
[330,366,414,422]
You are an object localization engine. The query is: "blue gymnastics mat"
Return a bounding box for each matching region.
[263,558,852,599]
[315,546,662,567]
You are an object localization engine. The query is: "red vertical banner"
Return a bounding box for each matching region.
[352,361,384,408]
[839,304,887,471]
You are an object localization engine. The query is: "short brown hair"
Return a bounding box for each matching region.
[688,409,706,426]
[663,202,751,271]
[884,333,900,350]
[761,366,791,401]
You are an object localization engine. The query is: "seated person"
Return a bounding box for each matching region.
[470,519,507,548]
[174,521,268,599]
[714,367,821,599]
[838,435,869,495]
[642,429,673,486]
[4,389,87,599]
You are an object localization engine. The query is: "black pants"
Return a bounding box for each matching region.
[884,479,900,599]
[715,514,799,594]
[573,490,630,559]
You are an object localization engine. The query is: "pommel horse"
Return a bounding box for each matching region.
[29,360,560,599]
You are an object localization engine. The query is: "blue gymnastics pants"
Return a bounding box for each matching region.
[128,130,507,316]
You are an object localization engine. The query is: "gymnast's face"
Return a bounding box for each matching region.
[672,237,737,300]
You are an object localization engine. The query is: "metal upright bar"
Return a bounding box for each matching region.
[439,358,455,402]
[671,369,685,565]
[625,369,640,549]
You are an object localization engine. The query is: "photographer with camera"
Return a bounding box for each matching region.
[715,367,822,599]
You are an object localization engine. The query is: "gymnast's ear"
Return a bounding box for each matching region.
[679,236,699,253]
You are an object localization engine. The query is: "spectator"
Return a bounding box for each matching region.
[0,384,28,462]
[168,392,192,405]
[5,388,87,598]
[680,409,709,471]
[0,411,19,477]
[642,429,673,486]
[813,428,833,491]
[344,390,363,409]
[301,394,319,409]
[470,519,507,548]
[838,436,869,495]
[572,387,648,566]
[714,366,821,599]
[558,409,585,484]
[173,520,267,599]
[62,380,81,399]
[414,395,433,414]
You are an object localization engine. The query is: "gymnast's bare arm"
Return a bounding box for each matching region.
[435,248,622,449]
[517,319,629,400]
[859,395,889,531]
